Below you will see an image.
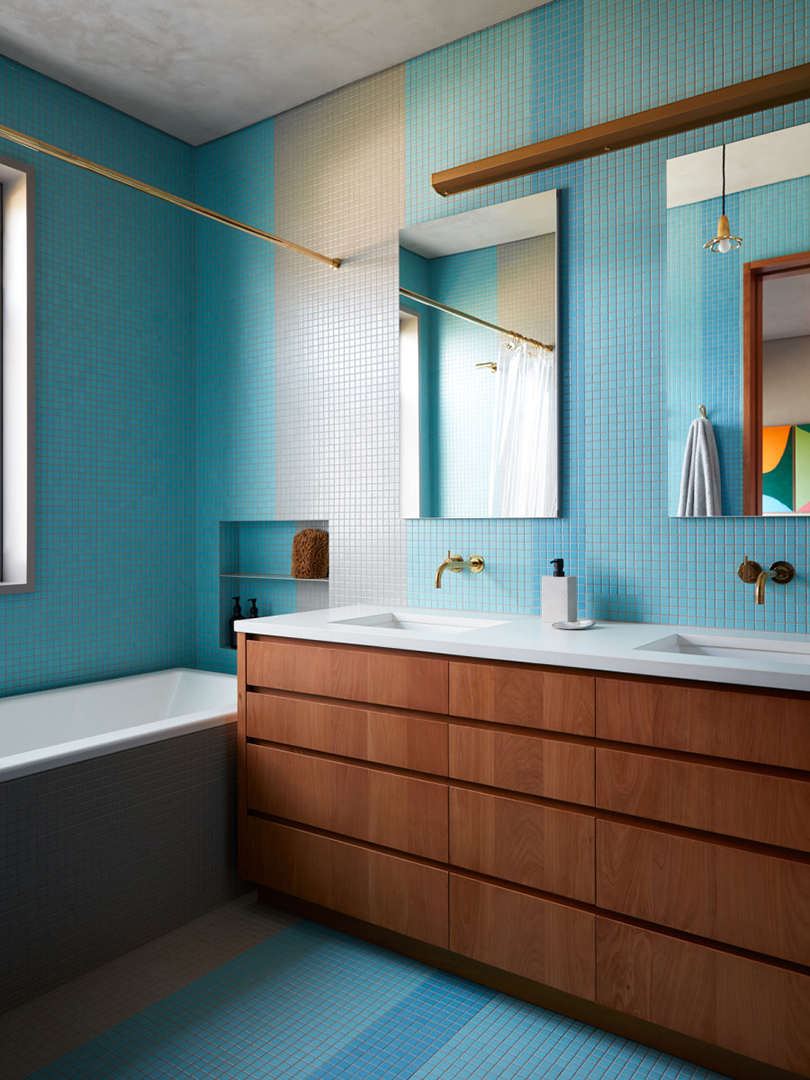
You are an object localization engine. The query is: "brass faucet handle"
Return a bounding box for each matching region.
[770,560,795,584]
[737,556,762,584]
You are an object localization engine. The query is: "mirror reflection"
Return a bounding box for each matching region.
[666,122,810,516]
[399,190,558,519]
[746,255,810,514]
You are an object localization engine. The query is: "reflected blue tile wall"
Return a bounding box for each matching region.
[667,177,810,517]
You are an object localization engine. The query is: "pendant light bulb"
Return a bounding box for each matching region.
[703,146,743,253]
[704,213,742,254]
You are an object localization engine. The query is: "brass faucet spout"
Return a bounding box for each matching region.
[754,569,774,605]
[435,552,462,589]
[752,561,795,605]
[434,551,485,589]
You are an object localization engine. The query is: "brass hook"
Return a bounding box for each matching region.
[699,404,707,419]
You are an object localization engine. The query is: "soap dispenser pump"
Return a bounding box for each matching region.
[228,597,243,649]
[542,558,578,623]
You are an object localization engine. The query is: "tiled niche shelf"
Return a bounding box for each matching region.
[221,573,328,582]
[219,520,329,649]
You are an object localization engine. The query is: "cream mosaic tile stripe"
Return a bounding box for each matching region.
[273,67,407,606]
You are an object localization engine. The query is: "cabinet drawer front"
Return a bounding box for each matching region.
[597,678,810,771]
[597,820,810,965]
[247,638,448,714]
[450,725,594,805]
[449,661,594,735]
[450,788,594,902]
[596,748,810,852]
[247,692,448,775]
[247,818,448,948]
[450,875,595,1000]
[247,744,448,861]
[596,917,810,1075]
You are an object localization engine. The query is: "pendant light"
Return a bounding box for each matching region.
[704,143,742,253]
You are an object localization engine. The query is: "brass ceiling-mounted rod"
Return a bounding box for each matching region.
[399,287,553,351]
[431,62,810,196]
[0,122,341,269]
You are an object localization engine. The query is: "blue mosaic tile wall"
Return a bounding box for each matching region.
[196,121,278,674]
[406,0,810,629]
[0,57,196,697]
[405,2,584,616]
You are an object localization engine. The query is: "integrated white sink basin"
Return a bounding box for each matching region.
[237,604,810,693]
[636,633,810,666]
[333,611,509,635]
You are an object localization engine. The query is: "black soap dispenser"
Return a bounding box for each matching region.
[228,596,243,649]
[248,598,258,619]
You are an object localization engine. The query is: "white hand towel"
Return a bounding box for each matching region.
[678,416,722,516]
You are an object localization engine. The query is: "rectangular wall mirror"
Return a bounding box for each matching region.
[399,189,558,519]
[666,122,810,516]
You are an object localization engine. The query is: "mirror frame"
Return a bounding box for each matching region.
[743,250,810,515]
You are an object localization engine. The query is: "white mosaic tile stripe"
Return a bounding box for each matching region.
[273,68,408,606]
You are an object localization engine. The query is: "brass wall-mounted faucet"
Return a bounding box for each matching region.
[435,551,485,589]
[737,557,794,605]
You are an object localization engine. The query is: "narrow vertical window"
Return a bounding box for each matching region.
[0,155,34,594]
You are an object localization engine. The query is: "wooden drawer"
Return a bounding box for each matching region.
[596,917,810,1075]
[450,787,594,902]
[597,677,810,771]
[247,638,448,714]
[596,747,810,852]
[450,724,594,805]
[247,818,448,948]
[597,819,810,965]
[247,744,448,861]
[449,660,594,735]
[247,691,448,775]
[450,874,595,1000]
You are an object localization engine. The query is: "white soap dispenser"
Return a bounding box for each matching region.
[542,558,578,624]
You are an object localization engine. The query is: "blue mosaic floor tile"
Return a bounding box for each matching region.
[28,918,732,1080]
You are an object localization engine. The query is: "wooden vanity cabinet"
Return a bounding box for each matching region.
[593,674,810,1077]
[239,637,810,1079]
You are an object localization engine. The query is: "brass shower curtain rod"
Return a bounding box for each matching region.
[399,287,553,351]
[0,122,341,269]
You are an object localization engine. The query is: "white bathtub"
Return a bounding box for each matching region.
[1,666,242,1010]
[0,667,237,781]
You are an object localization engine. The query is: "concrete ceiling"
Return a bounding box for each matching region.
[0,0,549,146]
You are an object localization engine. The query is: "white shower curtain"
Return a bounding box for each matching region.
[488,337,557,517]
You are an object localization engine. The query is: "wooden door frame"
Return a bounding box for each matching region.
[743,250,810,515]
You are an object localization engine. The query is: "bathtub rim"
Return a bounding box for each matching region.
[0,667,237,783]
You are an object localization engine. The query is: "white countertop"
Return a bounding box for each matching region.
[235,605,810,693]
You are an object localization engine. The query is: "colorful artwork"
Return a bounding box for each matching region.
[762,424,810,513]
[795,425,810,512]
